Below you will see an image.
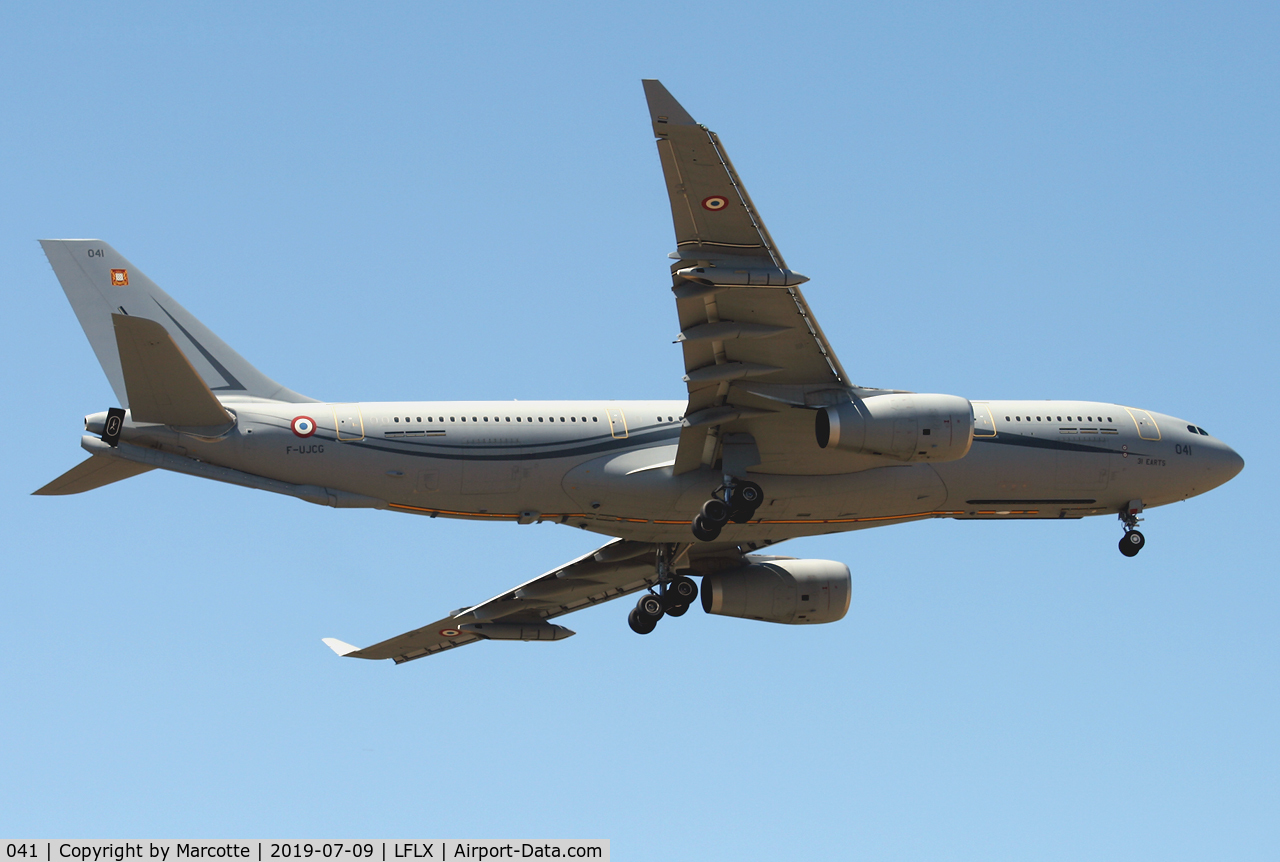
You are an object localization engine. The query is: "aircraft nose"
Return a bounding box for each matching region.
[1222,444,1244,480]
[1207,439,1244,488]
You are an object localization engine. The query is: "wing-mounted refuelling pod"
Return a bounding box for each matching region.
[816,393,974,463]
[674,263,810,288]
[458,622,575,641]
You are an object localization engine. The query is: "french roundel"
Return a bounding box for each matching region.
[290,416,317,438]
[702,195,729,211]
[439,628,461,638]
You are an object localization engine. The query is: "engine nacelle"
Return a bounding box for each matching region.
[815,393,974,463]
[701,558,851,625]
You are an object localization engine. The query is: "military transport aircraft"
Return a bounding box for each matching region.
[36,80,1243,664]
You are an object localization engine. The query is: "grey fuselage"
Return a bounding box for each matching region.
[98,397,1244,546]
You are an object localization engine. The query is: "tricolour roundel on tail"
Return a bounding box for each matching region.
[40,239,316,406]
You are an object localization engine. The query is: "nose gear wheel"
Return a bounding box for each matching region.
[1119,530,1145,557]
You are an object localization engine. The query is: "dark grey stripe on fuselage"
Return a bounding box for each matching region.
[972,434,1145,457]
[326,426,681,462]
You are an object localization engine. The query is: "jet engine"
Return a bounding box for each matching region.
[815,393,974,463]
[701,558,851,625]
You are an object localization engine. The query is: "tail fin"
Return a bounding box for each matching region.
[40,239,315,405]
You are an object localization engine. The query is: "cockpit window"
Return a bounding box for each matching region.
[1197,427,1209,436]
[1187,424,1197,433]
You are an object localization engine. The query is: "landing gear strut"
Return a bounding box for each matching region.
[627,545,698,635]
[691,480,762,542]
[1118,500,1145,557]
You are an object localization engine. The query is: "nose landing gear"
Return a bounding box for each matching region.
[691,480,762,542]
[627,544,699,635]
[1118,499,1145,557]
[1120,530,1146,557]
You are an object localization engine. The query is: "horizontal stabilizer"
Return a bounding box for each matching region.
[321,638,360,657]
[113,313,234,427]
[33,454,155,495]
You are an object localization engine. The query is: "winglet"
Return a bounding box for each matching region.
[321,637,360,657]
[642,79,696,128]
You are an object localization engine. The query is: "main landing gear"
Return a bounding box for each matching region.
[627,544,698,635]
[691,480,763,542]
[1118,500,1146,557]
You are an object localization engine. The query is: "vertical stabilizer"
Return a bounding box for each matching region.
[40,239,315,405]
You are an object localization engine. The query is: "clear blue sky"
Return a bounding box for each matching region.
[3,2,1276,858]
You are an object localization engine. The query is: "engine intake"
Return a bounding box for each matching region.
[815,393,974,463]
[701,558,851,625]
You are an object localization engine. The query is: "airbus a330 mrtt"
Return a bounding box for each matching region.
[35,81,1244,664]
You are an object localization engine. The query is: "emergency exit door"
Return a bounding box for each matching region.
[606,407,628,439]
[332,404,365,441]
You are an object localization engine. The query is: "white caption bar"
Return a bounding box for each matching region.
[1,843,607,862]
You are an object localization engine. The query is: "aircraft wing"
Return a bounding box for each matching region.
[642,81,857,474]
[324,539,739,664]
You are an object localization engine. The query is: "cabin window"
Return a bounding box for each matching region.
[393,417,399,423]
[593,417,598,422]
[538,417,544,422]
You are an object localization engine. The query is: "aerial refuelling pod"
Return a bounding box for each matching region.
[674,265,809,288]
[815,393,974,463]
